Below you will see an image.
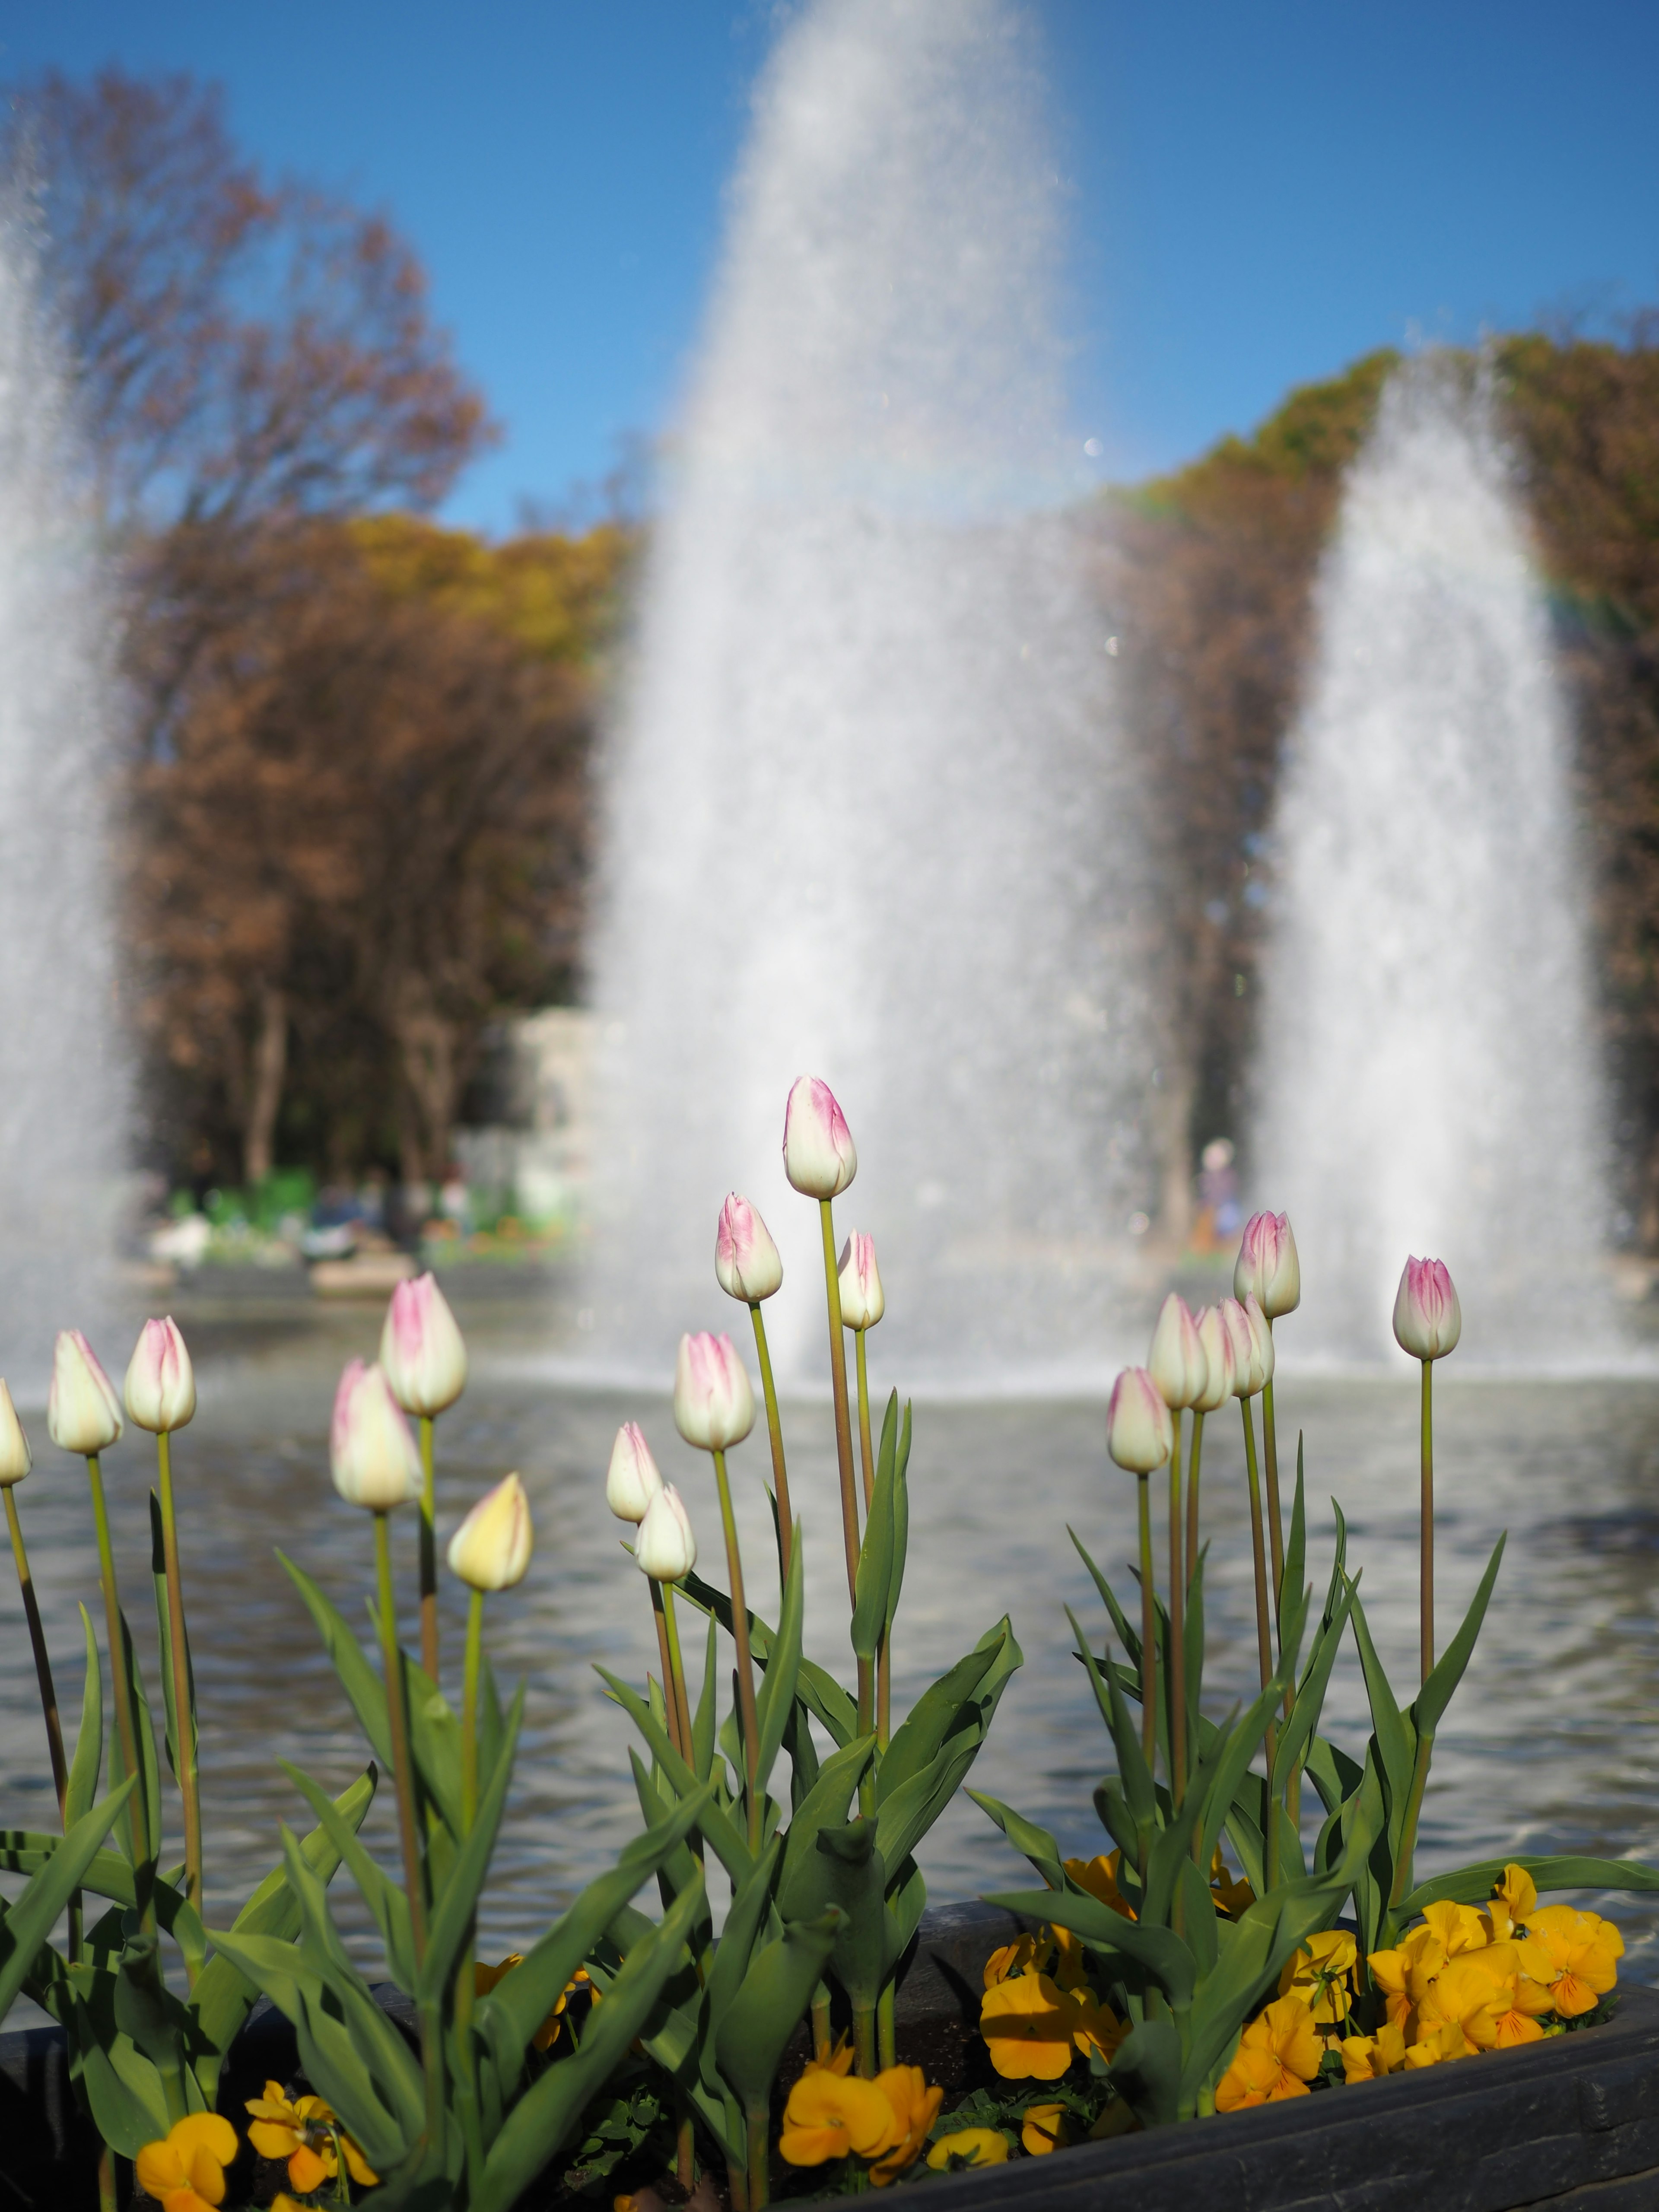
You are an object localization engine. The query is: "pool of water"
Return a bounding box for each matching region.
[5,1286,1659,2024]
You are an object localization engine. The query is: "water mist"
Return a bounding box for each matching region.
[1253,359,1610,1362]
[586,0,1154,1384]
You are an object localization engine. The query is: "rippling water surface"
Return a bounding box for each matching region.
[5,1288,1659,2023]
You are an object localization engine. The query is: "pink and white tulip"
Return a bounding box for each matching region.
[1392,1257,1462,1361]
[329,1360,422,1511]
[0,1382,32,1486]
[1192,1306,1234,1413]
[606,1422,664,1523]
[715,1194,784,1303]
[1106,1366,1174,1474]
[1244,1294,1275,1387]
[837,1233,885,1331]
[1234,1211,1301,1320]
[673,1332,756,1452]
[1218,1298,1264,1398]
[124,1316,197,1434]
[379,1272,468,1417]
[448,1472,533,1591]
[636,1483,698,1581]
[48,1331,123,1456]
[1148,1293,1208,1409]
[782,1075,858,1199]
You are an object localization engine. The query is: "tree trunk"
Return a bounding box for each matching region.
[242,982,288,1189]
[1152,1063,1197,1252]
[392,974,459,1197]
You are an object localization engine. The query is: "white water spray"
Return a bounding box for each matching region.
[586,0,1153,1383]
[0,205,127,1379]
[1253,360,1610,1361]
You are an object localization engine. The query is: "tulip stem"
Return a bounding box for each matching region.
[1262,1373,1284,1638]
[711,1448,763,1850]
[4,1487,67,1825]
[747,1302,793,1591]
[1136,1470,1157,1780]
[155,1432,203,1958]
[649,1580,684,1761]
[1239,1398,1278,1862]
[373,1509,428,1958]
[1167,1411,1186,1806]
[661,1580,696,1777]
[461,1586,483,1832]
[747,2106,771,2209]
[1185,1411,1204,1600]
[817,1198,861,1607]
[1420,1358,1434,1688]
[853,1331,875,1514]
[418,1414,439,1683]
[86,1453,151,1905]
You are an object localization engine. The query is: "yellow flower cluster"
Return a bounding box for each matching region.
[1215,1868,1624,2108]
[245,2079,379,2194]
[979,1910,1127,2080]
[778,2041,944,2186]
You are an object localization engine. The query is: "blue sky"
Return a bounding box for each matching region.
[3,0,1655,533]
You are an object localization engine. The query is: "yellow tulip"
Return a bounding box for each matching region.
[927,2128,1009,2170]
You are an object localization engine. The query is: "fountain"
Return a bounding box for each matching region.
[1252,358,1612,1363]
[585,0,1156,1386]
[0,201,128,1384]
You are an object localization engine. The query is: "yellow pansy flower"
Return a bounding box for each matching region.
[1419,1900,1490,1958]
[1064,1852,1136,1920]
[778,2069,899,2167]
[1216,1995,1323,2110]
[245,2079,378,2192]
[1020,2101,1071,2155]
[1070,1985,1130,2066]
[134,2115,240,2212]
[868,2065,944,2187]
[1368,1923,1447,2032]
[1279,1929,1358,2024]
[1339,2020,1408,2081]
[473,1954,589,2050]
[804,2033,856,2077]
[1209,1844,1256,1919]
[1404,2018,1467,2068]
[1495,1862,1538,1927]
[980,1970,1083,2080]
[1526,1906,1624,2018]
[983,1932,1055,1988]
[927,2127,1009,2170]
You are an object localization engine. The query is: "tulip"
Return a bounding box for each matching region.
[715,1194,784,1303]
[448,1471,533,1592]
[606,1421,664,1522]
[379,1271,468,1417]
[1244,1294,1275,1387]
[673,1332,756,1452]
[636,1483,697,1582]
[1394,1257,1460,1693]
[0,1380,62,1830]
[1235,1211,1301,1320]
[48,1330,123,1456]
[1219,1298,1263,1397]
[837,1233,885,1331]
[718,1196,795,1589]
[1148,1293,1207,1409]
[1106,1367,1172,1475]
[127,1315,203,1906]
[0,1381,31,1486]
[1192,1307,1234,1412]
[124,1316,196,1433]
[673,1330,761,1847]
[782,1074,857,1198]
[329,1360,422,1512]
[1392,1257,1462,1361]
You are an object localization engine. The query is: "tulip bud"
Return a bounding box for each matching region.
[606,1422,664,1523]
[124,1316,197,1434]
[1218,1298,1264,1397]
[1244,1294,1275,1387]
[673,1332,756,1452]
[1234,1210,1301,1320]
[1147,1293,1208,1409]
[715,1193,784,1303]
[448,1471,533,1591]
[0,1382,32,1486]
[48,1331,124,1456]
[329,1359,422,1511]
[1392,1257,1462,1361]
[1106,1366,1173,1474]
[837,1232,885,1330]
[379,1272,468,1417]
[782,1074,857,1199]
[1192,1307,1234,1413]
[636,1483,697,1581]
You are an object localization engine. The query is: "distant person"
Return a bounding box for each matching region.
[1192,1137,1241,1251]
